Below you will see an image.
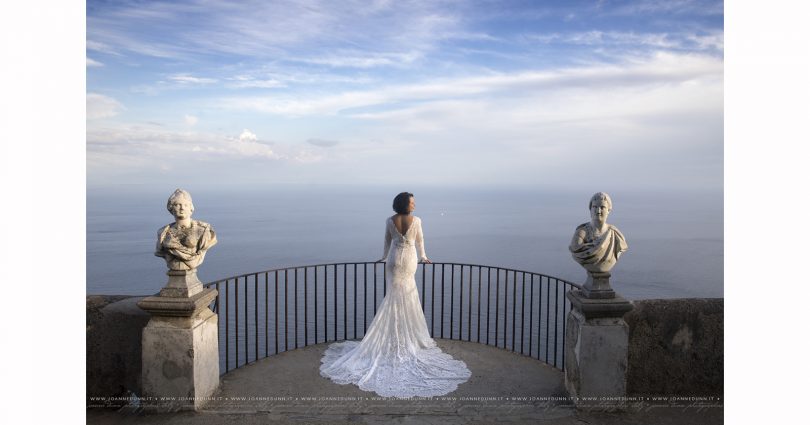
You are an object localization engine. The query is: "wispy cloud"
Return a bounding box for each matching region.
[524,30,724,53]
[86,40,121,56]
[295,50,423,69]
[527,31,678,48]
[225,76,286,89]
[687,32,724,51]
[607,0,723,16]
[87,93,124,119]
[227,71,375,88]
[86,57,104,67]
[87,0,462,63]
[307,138,340,147]
[168,74,217,84]
[87,125,280,165]
[220,52,722,117]
[128,74,219,95]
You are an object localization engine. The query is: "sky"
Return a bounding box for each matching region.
[86,0,724,190]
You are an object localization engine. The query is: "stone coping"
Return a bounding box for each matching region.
[137,288,218,317]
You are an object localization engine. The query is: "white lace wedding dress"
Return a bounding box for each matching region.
[319,216,472,397]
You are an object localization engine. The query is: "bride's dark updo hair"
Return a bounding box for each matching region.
[392,192,414,214]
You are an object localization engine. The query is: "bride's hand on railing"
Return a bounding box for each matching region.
[420,258,432,264]
[376,258,386,263]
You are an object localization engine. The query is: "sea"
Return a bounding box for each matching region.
[87,185,723,300]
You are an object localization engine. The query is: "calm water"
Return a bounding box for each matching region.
[87,186,723,300]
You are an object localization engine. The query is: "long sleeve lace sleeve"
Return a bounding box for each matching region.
[380,219,392,261]
[416,218,427,261]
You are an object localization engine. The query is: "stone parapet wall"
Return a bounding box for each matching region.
[86,295,723,404]
[86,295,150,406]
[624,298,723,396]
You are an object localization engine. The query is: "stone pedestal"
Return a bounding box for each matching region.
[137,287,219,412]
[581,271,615,299]
[564,289,633,410]
[159,269,204,298]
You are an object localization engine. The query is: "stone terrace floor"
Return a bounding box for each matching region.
[87,339,722,424]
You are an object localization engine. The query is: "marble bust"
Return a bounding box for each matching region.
[569,192,628,275]
[154,189,218,271]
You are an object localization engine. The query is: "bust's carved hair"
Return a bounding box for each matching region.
[588,192,612,211]
[167,189,195,213]
[392,192,414,214]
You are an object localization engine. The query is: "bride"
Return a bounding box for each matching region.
[319,192,472,398]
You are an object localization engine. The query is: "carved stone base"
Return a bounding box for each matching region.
[159,269,204,298]
[564,290,633,410]
[140,307,219,412]
[581,272,615,299]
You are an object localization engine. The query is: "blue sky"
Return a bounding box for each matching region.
[86,0,723,190]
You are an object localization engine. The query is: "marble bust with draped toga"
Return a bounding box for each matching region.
[569,192,628,275]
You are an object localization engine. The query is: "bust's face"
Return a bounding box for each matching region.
[590,199,610,225]
[169,199,193,220]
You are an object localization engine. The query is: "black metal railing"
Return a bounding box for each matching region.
[203,262,581,375]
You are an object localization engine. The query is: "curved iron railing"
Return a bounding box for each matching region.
[204,262,581,375]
